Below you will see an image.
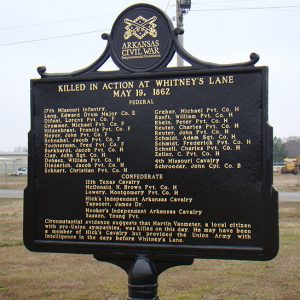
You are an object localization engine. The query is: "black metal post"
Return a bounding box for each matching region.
[128,256,158,300]
[94,253,194,300]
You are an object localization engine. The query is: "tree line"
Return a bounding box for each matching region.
[273,137,300,162]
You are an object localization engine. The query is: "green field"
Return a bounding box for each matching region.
[0,199,299,299]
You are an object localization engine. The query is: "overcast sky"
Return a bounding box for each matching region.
[0,0,299,151]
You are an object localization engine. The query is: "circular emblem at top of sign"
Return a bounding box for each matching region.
[110,4,174,72]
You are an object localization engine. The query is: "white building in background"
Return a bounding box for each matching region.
[0,152,28,176]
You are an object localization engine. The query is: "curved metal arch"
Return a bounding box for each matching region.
[37,34,114,78]
[168,28,259,70]
[36,8,260,78]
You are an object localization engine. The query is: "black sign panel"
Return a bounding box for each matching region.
[24,68,278,260]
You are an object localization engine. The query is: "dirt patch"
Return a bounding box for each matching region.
[273,172,300,192]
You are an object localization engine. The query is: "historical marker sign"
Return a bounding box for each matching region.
[24,4,278,262]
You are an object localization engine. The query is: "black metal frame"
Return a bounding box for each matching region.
[24,4,278,299]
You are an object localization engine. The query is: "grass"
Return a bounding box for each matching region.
[0,176,27,190]
[0,199,300,299]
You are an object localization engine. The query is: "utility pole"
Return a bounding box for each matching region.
[297,156,300,186]
[176,0,191,67]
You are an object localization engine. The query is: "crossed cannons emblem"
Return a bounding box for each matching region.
[124,16,158,40]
